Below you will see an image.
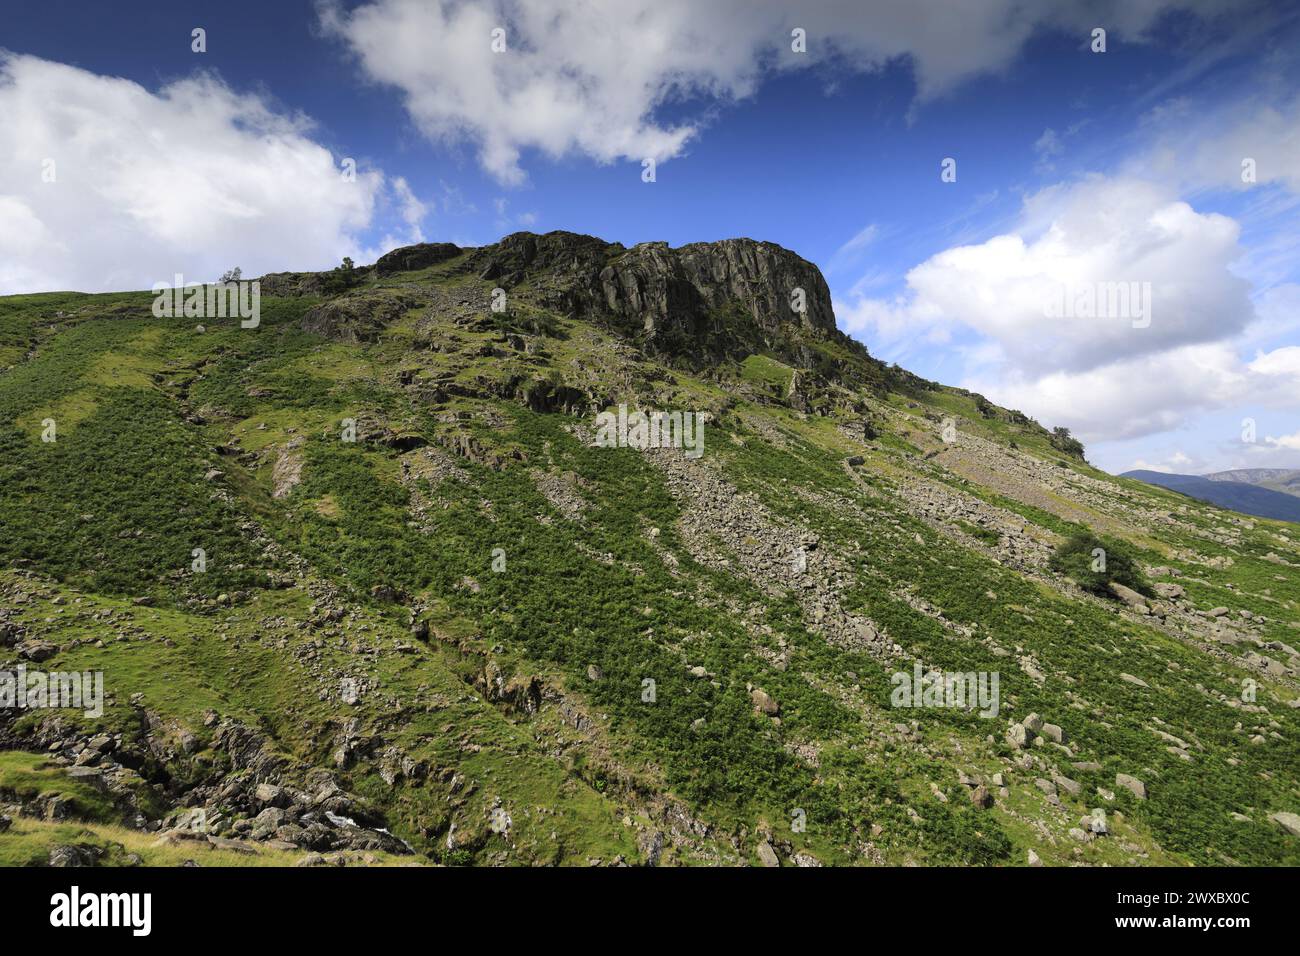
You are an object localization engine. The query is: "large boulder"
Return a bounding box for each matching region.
[1116,773,1147,800]
[1108,582,1150,613]
[1270,812,1300,837]
[756,840,780,867]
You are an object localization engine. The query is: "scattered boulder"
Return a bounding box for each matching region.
[1116,774,1147,800]
[1041,723,1067,744]
[756,840,780,867]
[254,783,286,808]
[48,844,100,867]
[1108,582,1150,613]
[1270,812,1300,838]
[17,640,58,662]
[750,688,780,716]
[1052,773,1081,798]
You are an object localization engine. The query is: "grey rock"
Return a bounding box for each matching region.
[756,840,780,867]
[49,844,99,867]
[1270,812,1300,837]
[1116,773,1147,800]
[750,688,780,716]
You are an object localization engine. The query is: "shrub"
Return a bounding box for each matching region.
[1049,531,1151,597]
[1049,426,1086,460]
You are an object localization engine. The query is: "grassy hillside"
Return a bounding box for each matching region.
[2,238,1298,867]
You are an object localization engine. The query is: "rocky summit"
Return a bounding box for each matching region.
[1,231,1298,868]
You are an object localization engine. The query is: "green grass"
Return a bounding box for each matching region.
[2,278,1298,867]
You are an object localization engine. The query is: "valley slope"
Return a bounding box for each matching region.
[1,231,1298,867]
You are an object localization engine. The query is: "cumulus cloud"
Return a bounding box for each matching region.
[969,343,1250,441]
[0,54,416,294]
[837,173,1300,445]
[968,337,1300,444]
[841,176,1254,375]
[320,0,1240,184]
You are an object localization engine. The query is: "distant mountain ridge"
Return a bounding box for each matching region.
[1122,469,1300,522]
[1204,468,1300,498]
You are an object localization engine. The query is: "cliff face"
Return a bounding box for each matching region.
[275,231,840,361]
[463,231,837,350]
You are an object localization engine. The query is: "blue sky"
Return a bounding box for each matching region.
[3,0,1300,475]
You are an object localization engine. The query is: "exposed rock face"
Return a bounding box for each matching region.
[463,231,836,355]
[375,242,462,277]
[301,290,426,343]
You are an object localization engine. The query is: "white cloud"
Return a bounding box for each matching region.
[839,173,1300,447]
[1263,429,1300,451]
[1128,459,1175,473]
[1248,344,1300,377]
[0,54,418,294]
[827,223,881,274]
[965,336,1300,444]
[1137,91,1300,195]
[843,176,1254,375]
[1033,128,1063,171]
[321,0,1240,184]
[1128,450,1195,473]
[491,196,539,233]
[970,343,1251,442]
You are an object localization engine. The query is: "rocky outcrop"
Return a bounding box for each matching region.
[375,242,462,277]
[463,231,836,357]
[301,290,426,343]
